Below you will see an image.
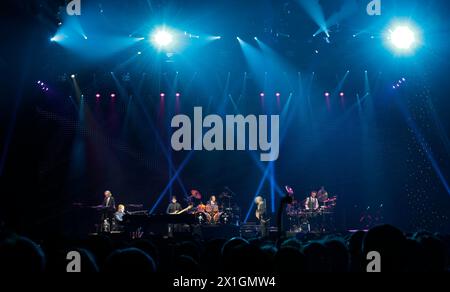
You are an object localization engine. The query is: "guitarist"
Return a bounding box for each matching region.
[166,196,183,237]
[255,196,268,238]
[166,196,183,215]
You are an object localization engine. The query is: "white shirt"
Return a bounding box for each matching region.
[305,197,319,210]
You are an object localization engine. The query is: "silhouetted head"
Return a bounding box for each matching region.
[105,248,156,272]
[363,225,407,272]
[274,247,306,272]
[324,239,349,272]
[0,236,46,272]
[417,235,447,272]
[303,242,329,272]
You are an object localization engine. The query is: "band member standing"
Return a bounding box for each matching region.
[166,196,182,237]
[166,196,182,214]
[255,196,268,238]
[103,190,116,211]
[305,191,319,211]
[101,190,116,232]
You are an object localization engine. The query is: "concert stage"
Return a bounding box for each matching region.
[1,0,450,274]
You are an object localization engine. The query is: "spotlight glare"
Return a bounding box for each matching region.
[110,93,116,98]
[71,74,75,79]
[340,92,345,97]
[160,93,165,98]
[324,92,330,97]
[176,93,181,97]
[260,93,265,97]
[151,28,174,49]
[275,92,281,97]
[388,25,417,51]
[96,93,101,98]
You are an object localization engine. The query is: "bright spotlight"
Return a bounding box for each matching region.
[390,26,415,49]
[386,22,420,54]
[151,28,174,49]
[71,74,76,79]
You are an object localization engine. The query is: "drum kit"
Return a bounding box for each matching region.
[187,189,240,225]
[286,187,337,233]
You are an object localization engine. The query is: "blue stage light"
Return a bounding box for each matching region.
[151,28,174,49]
[385,22,420,55]
[390,26,415,50]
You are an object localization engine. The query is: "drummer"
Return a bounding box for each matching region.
[206,195,219,212]
[304,191,320,211]
[206,195,220,223]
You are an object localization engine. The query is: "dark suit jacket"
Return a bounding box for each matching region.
[103,196,116,212]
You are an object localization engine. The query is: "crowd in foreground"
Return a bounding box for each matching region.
[0,224,448,272]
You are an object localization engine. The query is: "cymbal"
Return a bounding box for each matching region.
[190,189,202,200]
[323,197,337,203]
[219,192,232,198]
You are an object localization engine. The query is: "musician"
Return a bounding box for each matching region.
[255,196,268,237]
[111,204,126,232]
[305,191,319,211]
[166,196,183,237]
[166,196,182,215]
[114,204,126,222]
[205,195,220,223]
[101,190,116,232]
[103,190,116,211]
